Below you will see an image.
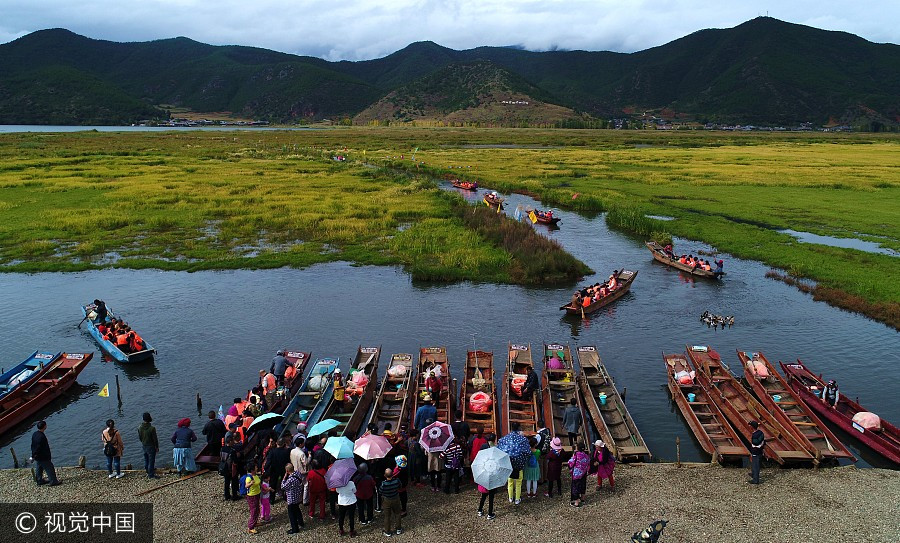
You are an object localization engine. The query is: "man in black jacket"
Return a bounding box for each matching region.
[265,437,292,503]
[202,410,227,457]
[748,421,765,484]
[31,420,60,486]
[521,367,540,400]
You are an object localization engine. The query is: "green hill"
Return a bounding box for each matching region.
[1,18,898,126]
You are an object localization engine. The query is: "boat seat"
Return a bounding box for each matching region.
[688,401,708,405]
[775,401,799,406]
[718,446,747,456]
[791,422,818,426]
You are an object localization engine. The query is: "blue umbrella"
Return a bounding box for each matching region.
[246,412,283,433]
[308,418,340,437]
[324,436,355,459]
[497,432,531,470]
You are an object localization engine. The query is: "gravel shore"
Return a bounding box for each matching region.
[2,464,898,542]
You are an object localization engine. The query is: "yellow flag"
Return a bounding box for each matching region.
[98,383,109,397]
[529,210,538,224]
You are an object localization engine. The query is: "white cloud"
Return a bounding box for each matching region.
[0,0,896,60]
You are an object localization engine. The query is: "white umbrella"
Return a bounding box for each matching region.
[471,446,513,490]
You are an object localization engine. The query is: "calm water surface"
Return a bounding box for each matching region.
[0,186,896,469]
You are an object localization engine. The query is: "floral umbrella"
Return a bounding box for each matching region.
[418,421,455,453]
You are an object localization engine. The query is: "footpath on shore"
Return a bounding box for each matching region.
[2,464,898,542]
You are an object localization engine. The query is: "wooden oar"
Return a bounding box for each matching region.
[134,469,210,496]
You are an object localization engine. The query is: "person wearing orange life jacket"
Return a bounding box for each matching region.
[128,330,145,353]
[581,295,591,308]
[284,362,297,383]
[259,370,277,395]
[116,329,130,352]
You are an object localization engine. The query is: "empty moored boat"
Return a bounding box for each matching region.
[577,345,650,461]
[367,353,415,435]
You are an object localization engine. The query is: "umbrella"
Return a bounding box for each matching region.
[497,432,531,470]
[246,412,282,433]
[325,458,358,489]
[354,434,393,460]
[308,418,340,437]
[471,447,513,490]
[324,436,355,459]
[419,421,454,453]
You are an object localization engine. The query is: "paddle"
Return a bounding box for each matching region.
[76,314,90,328]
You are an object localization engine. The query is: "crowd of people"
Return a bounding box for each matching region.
[92,298,147,354]
[570,270,624,308]
[661,245,724,277]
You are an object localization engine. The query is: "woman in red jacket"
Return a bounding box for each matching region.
[306,460,328,520]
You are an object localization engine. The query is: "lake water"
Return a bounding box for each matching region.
[0,185,897,470]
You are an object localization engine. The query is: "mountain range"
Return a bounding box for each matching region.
[0,17,897,127]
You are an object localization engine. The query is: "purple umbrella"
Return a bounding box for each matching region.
[325,458,358,489]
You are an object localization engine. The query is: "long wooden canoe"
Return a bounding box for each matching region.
[781,359,900,465]
[82,304,155,363]
[0,351,61,401]
[320,346,381,439]
[366,353,415,435]
[461,350,498,437]
[646,241,722,279]
[541,343,588,456]
[410,347,455,428]
[738,351,855,462]
[560,270,638,317]
[0,353,92,436]
[685,345,813,465]
[663,352,748,462]
[576,346,650,461]
[451,179,477,190]
[501,343,539,436]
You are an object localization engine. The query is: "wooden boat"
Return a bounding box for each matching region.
[685,345,813,465]
[0,351,61,401]
[410,347,455,427]
[0,353,92,436]
[81,303,155,363]
[319,347,381,439]
[781,359,900,465]
[540,343,588,455]
[196,349,312,466]
[528,209,561,226]
[646,241,722,279]
[738,351,855,462]
[451,179,478,190]
[576,346,650,461]
[366,353,415,434]
[500,343,539,436]
[663,352,748,462]
[278,356,338,437]
[483,192,504,211]
[560,270,638,317]
[461,350,498,437]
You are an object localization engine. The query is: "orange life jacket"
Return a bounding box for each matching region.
[581,296,591,307]
[285,364,297,381]
[263,374,276,393]
[115,333,128,346]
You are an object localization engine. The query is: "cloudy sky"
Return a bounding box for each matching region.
[1,0,895,61]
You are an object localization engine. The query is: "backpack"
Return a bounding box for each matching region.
[218,449,233,477]
[537,428,551,455]
[103,430,117,457]
[239,474,252,496]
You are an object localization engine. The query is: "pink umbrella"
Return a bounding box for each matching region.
[419,421,454,453]
[354,434,393,460]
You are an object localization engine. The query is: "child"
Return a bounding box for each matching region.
[259,474,272,523]
[243,464,262,534]
[477,483,497,520]
[394,455,409,515]
[408,430,426,486]
[507,468,523,505]
[524,437,541,498]
[544,438,563,497]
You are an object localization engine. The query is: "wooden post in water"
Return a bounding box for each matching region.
[115,374,122,404]
[711,450,719,465]
[196,393,202,415]
[10,447,19,468]
[621,387,627,403]
[451,378,458,411]
[676,437,681,467]
[78,456,86,468]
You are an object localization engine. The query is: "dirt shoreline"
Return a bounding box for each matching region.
[2,464,897,542]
